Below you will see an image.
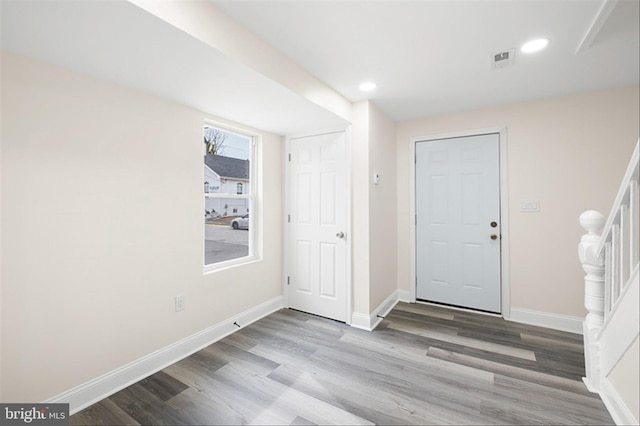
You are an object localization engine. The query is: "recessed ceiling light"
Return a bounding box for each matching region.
[359,81,376,91]
[521,38,549,53]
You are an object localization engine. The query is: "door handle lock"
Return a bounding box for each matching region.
[490,221,498,228]
[490,234,498,240]
[336,232,345,239]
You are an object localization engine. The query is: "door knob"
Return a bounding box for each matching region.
[336,232,345,239]
[490,234,498,240]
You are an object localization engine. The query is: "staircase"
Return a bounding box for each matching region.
[579,138,639,425]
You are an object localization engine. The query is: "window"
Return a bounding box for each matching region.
[203,124,256,270]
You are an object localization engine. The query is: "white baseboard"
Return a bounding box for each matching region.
[582,377,598,393]
[350,290,399,331]
[600,377,639,425]
[508,307,583,334]
[350,312,374,331]
[45,296,284,415]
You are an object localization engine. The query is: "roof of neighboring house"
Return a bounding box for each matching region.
[204,154,250,180]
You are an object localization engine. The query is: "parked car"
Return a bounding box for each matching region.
[231,214,249,230]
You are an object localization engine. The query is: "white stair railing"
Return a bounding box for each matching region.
[579,138,639,423]
[597,139,639,317]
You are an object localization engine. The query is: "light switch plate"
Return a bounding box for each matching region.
[520,199,540,212]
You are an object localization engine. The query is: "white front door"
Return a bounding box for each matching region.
[415,133,501,313]
[287,131,348,322]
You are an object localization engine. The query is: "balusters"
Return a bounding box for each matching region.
[630,180,638,269]
[592,178,639,315]
[604,242,612,316]
[611,223,620,303]
[620,204,630,286]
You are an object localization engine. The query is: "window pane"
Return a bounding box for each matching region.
[204,126,251,266]
[204,197,249,265]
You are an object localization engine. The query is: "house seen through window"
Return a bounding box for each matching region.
[204,125,253,268]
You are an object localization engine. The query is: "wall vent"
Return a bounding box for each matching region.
[491,49,515,69]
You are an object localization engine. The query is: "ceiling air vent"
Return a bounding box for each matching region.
[491,49,515,69]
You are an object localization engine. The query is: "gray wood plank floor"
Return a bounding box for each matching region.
[71,303,614,425]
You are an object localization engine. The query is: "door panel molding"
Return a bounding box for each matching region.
[408,127,510,318]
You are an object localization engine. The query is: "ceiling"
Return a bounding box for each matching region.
[2,1,638,131]
[213,0,640,122]
[0,1,348,135]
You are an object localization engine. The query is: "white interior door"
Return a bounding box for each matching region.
[287,131,347,322]
[416,134,501,313]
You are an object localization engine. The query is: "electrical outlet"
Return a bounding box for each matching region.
[175,294,185,312]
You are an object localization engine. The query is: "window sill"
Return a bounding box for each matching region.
[203,255,261,275]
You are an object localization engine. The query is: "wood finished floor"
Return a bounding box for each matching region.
[71,303,614,425]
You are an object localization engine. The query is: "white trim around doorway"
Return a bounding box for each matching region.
[408,127,511,319]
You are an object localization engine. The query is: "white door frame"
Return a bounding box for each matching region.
[408,127,511,319]
[284,126,352,324]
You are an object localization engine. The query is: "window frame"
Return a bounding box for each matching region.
[203,120,260,273]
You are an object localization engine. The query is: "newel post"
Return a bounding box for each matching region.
[578,210,605,392]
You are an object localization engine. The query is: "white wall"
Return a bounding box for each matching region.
[351,102,371,315]
[367,103,398,309]
[351,101,398,319]
[0,51,284,402]
[396,85,640,318]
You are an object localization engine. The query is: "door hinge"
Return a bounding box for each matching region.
[288,214,291,223]
[287,276,290,285]
[415,214,417,225]
[288,153,291,162]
